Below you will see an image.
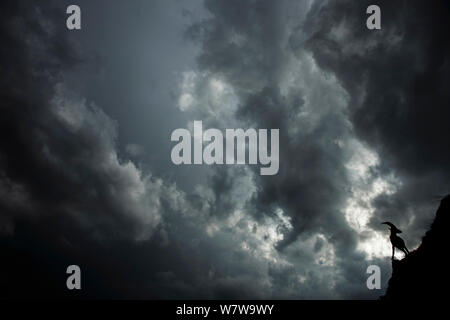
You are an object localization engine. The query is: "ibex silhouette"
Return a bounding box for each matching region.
[382,222,409,259]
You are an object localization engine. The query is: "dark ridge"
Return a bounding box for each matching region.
[382,194,450,300]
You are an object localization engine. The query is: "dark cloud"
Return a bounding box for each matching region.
[183,0,378,297]
[302,0,450,244]
[1,0,448,299]
[0,0,170,297]
[181,0,449,297]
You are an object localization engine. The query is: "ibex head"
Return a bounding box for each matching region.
[382,222,402,234]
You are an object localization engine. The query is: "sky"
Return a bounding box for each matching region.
[0,0,449,299]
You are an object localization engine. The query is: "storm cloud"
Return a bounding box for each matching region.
[0,0,448,299]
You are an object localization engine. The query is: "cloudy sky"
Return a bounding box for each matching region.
[1,0,449,299]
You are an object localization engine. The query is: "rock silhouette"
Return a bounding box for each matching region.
[382,194,450,300]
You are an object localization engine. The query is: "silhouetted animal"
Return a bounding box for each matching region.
[382,222,409,259]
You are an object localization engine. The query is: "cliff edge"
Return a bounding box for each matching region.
[382,194,450,300]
